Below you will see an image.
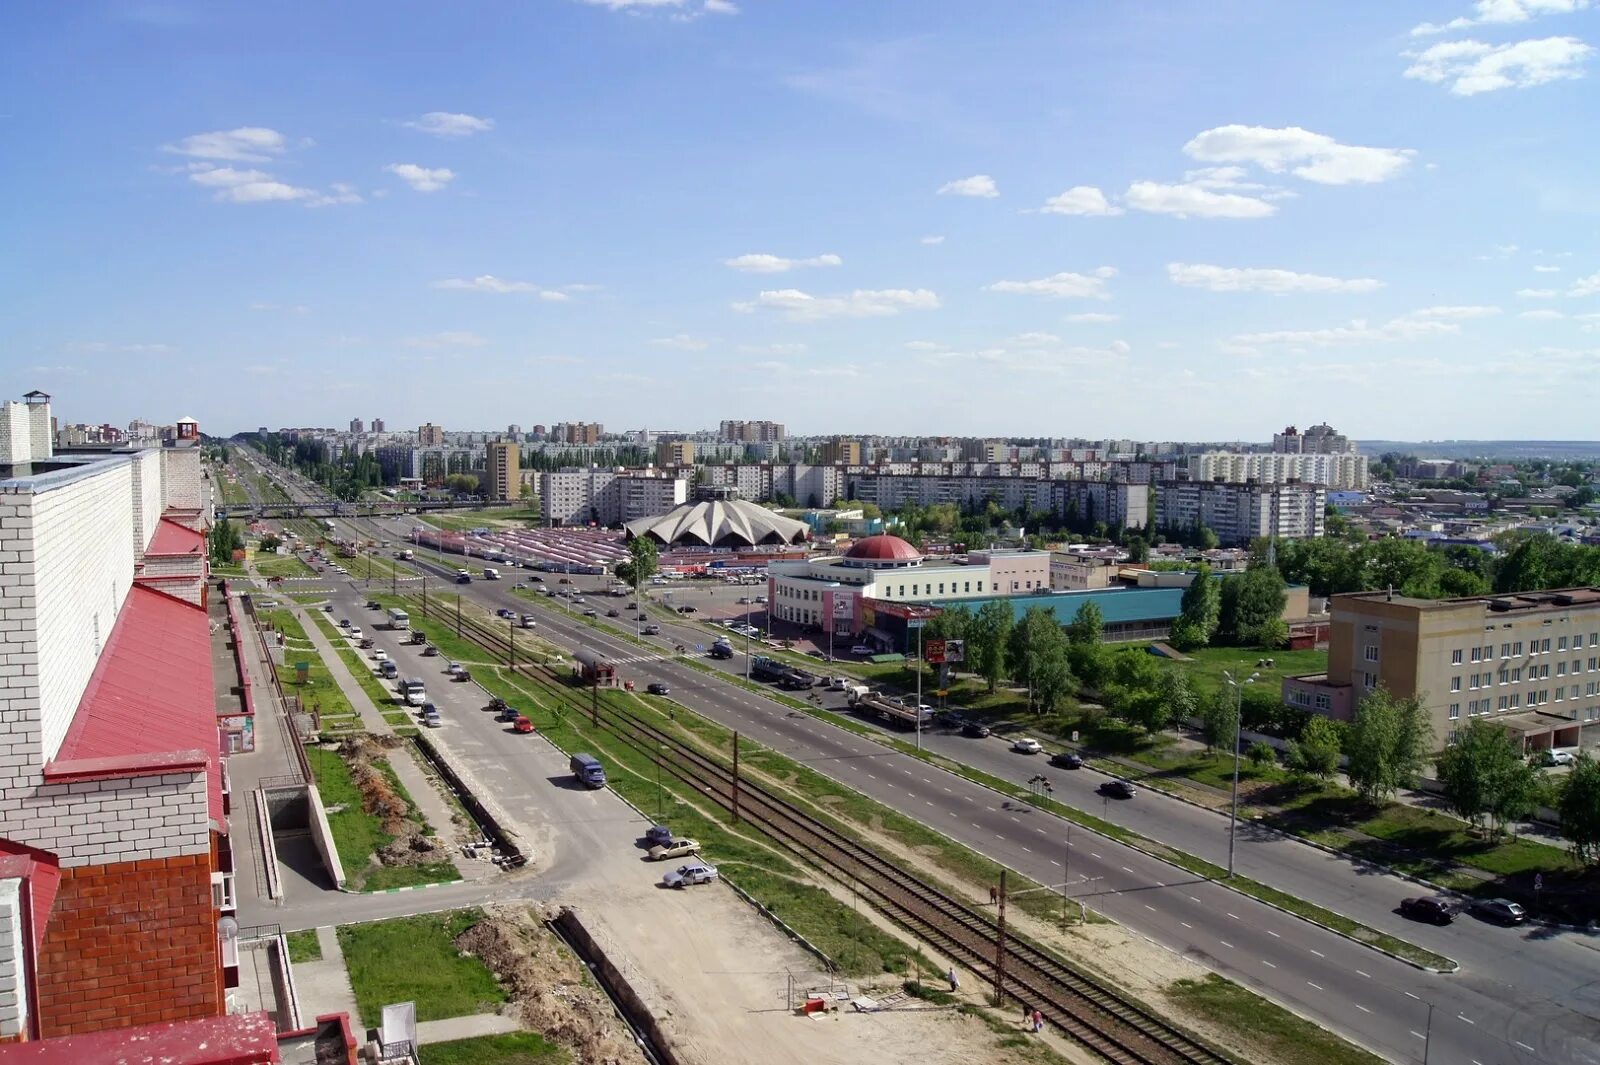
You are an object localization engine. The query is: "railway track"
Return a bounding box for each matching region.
[415,599,1237,1065]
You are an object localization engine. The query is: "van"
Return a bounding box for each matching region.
[521,615,538,629]
[380,660,399,679]
[570,753,607,788]
[483,567,500,580]
[401,678,427,706]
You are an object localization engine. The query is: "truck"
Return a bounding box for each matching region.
[483,567,501,580]
[848,689,935,728]
[749,655,788,683]
[400,678,427,707]
[779,669,816,691]
[570,752,607,788]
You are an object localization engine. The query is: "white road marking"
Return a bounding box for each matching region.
[1121,866,1135,874]
[866,773,877,780]
[1309,949,1324,958]
[1219,940,1234,949]
[1227,912,1239,920]
[1180,921,1192,930]
[1090,852,1102,859]
[1144,904,1156,912]
[1266,930,1279,938]
[1516,1042,1535,1054]
[1457,1015,1474,1026]
[1356,970,1371,979]
[1405,991,1420,1000]
[1262,961,1276,969]
[1022,846,1032,853]
[1049,859,1061,866]
[1355,1004,1370,1014]
[1307,981,1324,991]
[1411,1031,1426,1041]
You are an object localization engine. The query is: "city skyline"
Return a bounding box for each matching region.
[4,1,1597,436]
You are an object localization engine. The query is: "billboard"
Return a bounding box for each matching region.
[831,592,853,619]
[943,638,965,664]
[924,638,945,664]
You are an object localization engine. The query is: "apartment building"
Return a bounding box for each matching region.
[484,440,520,502]
[1283,588,1600,752]
[719,419,785,442]
[1190,451,1369,490]
[1272,422,1356,454]
[0,394,231,1043]
[540,467,687,526]
[418,422,445,446]
[656,439,695,467]
[553,421,603,445]
[818,438,862,466]
[1156,481,1326,545]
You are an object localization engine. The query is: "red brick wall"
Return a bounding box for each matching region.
[34,854,222,1037]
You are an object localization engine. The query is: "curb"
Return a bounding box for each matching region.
[345,877,466,896]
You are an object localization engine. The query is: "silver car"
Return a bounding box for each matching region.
[662,861,719,888]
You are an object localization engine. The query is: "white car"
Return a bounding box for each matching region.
[663,861,719,888]
[850,645,875,656]
[372,649,388,663]
[1012,738,1043,754]
[1541,749,1576,766]
[647,837,701,862]
[348,627,364,641]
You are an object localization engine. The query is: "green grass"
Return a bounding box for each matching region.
[303,743,458,892]
[310,613,399,712]
[338,911,506,1027]
[1351,802,1576,882]
[1168,975,1386,1065]
[259,609,357,723]
[420,1032,567,1065]
[255,552,316,580]
[1177,645,1328,697]
[285,929,321,964]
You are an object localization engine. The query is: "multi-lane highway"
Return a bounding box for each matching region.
[237,453,1600,1065]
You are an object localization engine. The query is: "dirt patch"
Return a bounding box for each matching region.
[339,734,446,868]
[454,905,639,1064]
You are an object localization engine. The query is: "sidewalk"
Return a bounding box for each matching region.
[293,926,361,1026]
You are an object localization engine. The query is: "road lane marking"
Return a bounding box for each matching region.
[1261,961,1276,969]
[1121,866,1135,874]
[1307,981,1323,991]
[1411,1031,1426,1041]
[1219,940,1234,949]
[866,773,877,780]
[1356,970,1371,979]
[1022,846,1032,853]
[1144,904,1155,912]
[1515,1042,1535,1054]
[1404,991,1420,1000]
[1227,912,1239,920]
[1090,852,1102,859]
[1457,1015,1474,1025]
[1355,1004,1370,1013]
[1266,930,1279,938]
[1308,948,1324,958]
[1188,895,1201,904]
[1180,921,1192,929]
[1049,859,1061,866]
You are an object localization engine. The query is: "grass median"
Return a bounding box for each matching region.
[1168,974,1385,1065]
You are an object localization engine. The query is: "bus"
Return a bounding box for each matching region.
[386,608,410,631]
[321,519,336,532]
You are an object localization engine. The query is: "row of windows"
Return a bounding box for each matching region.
[1456,632,1600,665]
[1459,658,1599,691]
[880,580,986,598]
[1451,684,1600,719]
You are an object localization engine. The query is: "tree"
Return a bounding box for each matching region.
[924,603,972,645]
[1008,607,1065,711]
[614,536,659,588]
[1125,535,1149,564]
[445,473,480,496]
[1032,641,1074,716]
[1232,563,1288,647]
[259,534,282,554]
[1196,688,1238,755]
[1066,600,1103,645]
[1434,720,1538,836]
[967,599,1015,693]
[1247,740,1277,768]
[1158,666,1199,728]
[1102,652,1168,733]
[1343,688,1433,805]
[1196,523,1219,550]
[208,520,242,565]
[1559,754,1600,866]
[1172,565,1220,650]
[1284,716,1341,780]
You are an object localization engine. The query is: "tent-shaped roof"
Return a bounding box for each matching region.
[624,497,809,548]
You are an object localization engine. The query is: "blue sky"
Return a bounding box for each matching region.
[2,0,1595,439]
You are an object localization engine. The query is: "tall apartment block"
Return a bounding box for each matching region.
[1284,588,1600,752]
[418,422,445,446]
[819,438,861,466]
[0,393,232,1043]
[656,439,695,467]
[484,440,520,502]
[719,419,785,442]
[1155,481,1326,545]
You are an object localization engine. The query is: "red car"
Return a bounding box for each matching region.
[513,715,535,733]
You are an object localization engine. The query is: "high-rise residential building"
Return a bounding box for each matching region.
[1155,481,1326,545]
[1283,587,1600,751]
[540,468,686,526]
[484,441,520,502]
[1272,423,1356,455]
[719,419,786,442]
[1190,451,1369,490]
[656,439,694,467]
[819,438,861,466]
[531,424,547,438]
[372,418,385,433]
[553,421,603,445]
[348,418,364,435]
[418,422,445,446]
[507,424,521,437]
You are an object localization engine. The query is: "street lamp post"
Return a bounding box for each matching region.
[1223,669,1258,878]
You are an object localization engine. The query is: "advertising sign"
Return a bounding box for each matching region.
[924,638,945,664]
[831,593,853,619]
[944,638,965,664]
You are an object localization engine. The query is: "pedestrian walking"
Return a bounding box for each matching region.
[1021,1003,1031,1026]
[990,885,999,905]
[1032,1009,1044,1033]
[946,967,959,993]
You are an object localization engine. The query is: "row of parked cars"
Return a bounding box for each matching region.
[1399,895,1528,926]
[643,825,718,888]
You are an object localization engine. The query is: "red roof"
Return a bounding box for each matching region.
[845,534,922,562]
[0,839,61,957]
[0,1010,279,1064]
[147,516,205,557]
[46,585,223,833]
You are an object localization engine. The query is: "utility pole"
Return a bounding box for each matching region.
[456,594,462,638]
[993,870,1008,1007]
[1224,670,1257,878]
[591,670,599,726]
[422,572,429,616]
[732,730,741,824]
[509,616,516,671]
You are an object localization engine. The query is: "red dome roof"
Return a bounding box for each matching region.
[845,534,922,562]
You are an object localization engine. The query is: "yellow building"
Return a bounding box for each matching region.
[656,439,695,467]
[485,441,520,502]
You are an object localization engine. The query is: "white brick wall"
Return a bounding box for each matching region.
[11,771,210,867]
[0,878,24,1037]
[129,448,163,562]
[161,448,202,512]
[0,404,31,467]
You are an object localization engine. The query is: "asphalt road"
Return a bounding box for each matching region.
[248,466,1600,1065]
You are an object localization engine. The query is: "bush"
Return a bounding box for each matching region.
[1247,741,1277,768]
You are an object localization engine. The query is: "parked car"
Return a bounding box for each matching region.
[1050,751,1084,769]
[496,607,515,618]
[512,715,535,733]
[372,649,388,663]
[646,683,670,696]
[1099,779,1137,799]
[379,660,399,679]
[850,644,874,656]
[754,595,767,603]
[737,596,752,604]
[452,668,472,682]
[663,862,719,888]
[421,644,439,656]
[1468,898,1528,925]
[1011,738,1043,754]
[676,605,697,614]
[645,824,674,846]
[1539,749,1576,767]
[583,609,599,618]
[647,838,701,862]
[348,627,364,641]
[529,575,544,582]
[495,706,519,722]
[1399,896,1455,925]
[961,721,991,738]
[365,600,380,610]
[323,603,334,612]
[626,602,638,610]
[338,618,351,629]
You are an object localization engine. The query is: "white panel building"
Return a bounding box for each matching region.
[1189,451,1369,490]
[1156,481,1326,545]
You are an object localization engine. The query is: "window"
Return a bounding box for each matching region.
[1449,703,1460,720]
[1540,664,1550,679]
[1558,662,1568,676]
[1541,638,1551,653]
[1450,677,1461,692]
[1559,636,1569,651]
[938,583,945,595]
[912,584,919,595]
[964,582,970,593]
[1513,641,1523,656]
[1364,645,1379,662]
[977,581,984,592]
[898,585,905,597]
[1501,643,1512,658]
[1315,694,1330,710]
[1509,694,1521,708]
[1497,695,1509,711]
[1451,649,1463,665]
[1364,672,1378,689]
[1468,673,1479,690]
[1498,668,1510,685]
[1482,645,1493,660]
[1470,647,1482,663]
[1556,686,1566,701]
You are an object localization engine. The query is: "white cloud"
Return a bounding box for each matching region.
[748,361,861,379]
[920,235,945,245]
[1166,262,1384,293]
[308,182,363,207]
[1124,180,1277,218]
[937,174,999,198]
[1517,287,1560,298]
[738,342,808,355]
[1408,305,1503,318]
[903,340,947,352]
[651,334,710,350]
[1183,125,1416,185]
[1567,270,1600,296]
[986,267,1116,300]
[1520,308,1566,319]
[404,331,489,349]
[164,127,287,161]
[432,275,563,296]
[1534,264,1563,272]
[187,165,314,203]
[385,163,456,192]
[1010,331,1061,345]
[747,288,941,322]
[723,252,843,273]
[404,112,494,137]
[250,302,311,314]
[582,0,737,13]
[1412,0,1590,36]
[1064,312,1121,323]
[1404,36,1593,94]
[1041,185,1123,216]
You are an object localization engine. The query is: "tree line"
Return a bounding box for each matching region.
[1276,530,1600,600]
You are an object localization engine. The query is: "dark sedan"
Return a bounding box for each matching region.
[1050,751,1084,769]
[1098,779,1136,799]
[647,682,671,696]
[1399,896,1455,925]
[961,721,991,738]
[1468,898,1527,925]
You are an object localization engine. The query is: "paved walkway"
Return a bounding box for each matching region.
[415,1015,522,1044]
[293,925,362,1028]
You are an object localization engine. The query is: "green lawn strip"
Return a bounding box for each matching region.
[258,610,357,722]
[310,613,400,712]
[1176,645,1329,698]
[304,745,391,881]
[417,1031,568,1065]
[338,911,506,1028]
[1168,975,1385,1065]
[255,552,317,580]
[285,929,321,963]
[1351,803,1576,882]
